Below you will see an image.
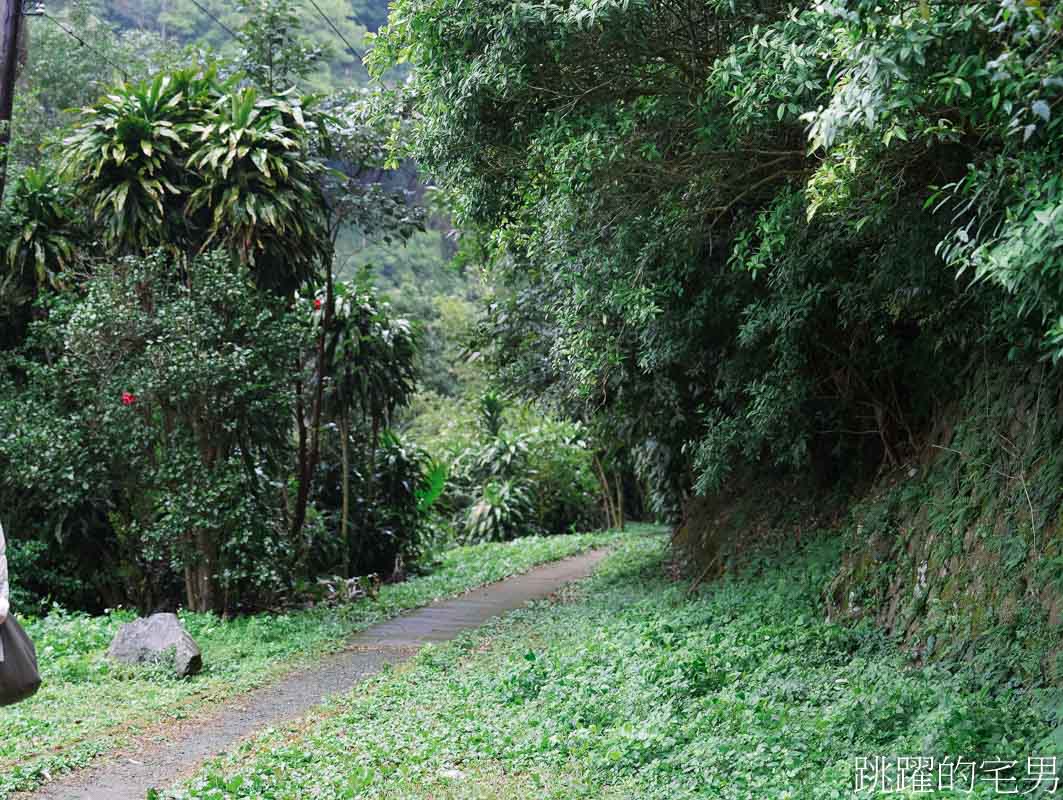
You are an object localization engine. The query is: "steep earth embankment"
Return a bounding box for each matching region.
[677,362,1063,684]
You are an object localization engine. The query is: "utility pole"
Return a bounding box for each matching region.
[0,0,23,200]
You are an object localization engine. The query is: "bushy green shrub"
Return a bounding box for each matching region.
[1,250,300,612]
[405,391,600,541]
[465,479,533,542]
[314,430,431,578]
[0,166,82,350]
[375,0,1062,515]
[0,167,78,297]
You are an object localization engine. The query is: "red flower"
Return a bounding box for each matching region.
[313,298,323,310]
[121,391,136,406]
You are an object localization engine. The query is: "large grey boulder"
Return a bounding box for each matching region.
[106,612,202,677]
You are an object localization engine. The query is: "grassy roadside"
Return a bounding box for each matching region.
[0,529,637,797]
[169,533,1056,800]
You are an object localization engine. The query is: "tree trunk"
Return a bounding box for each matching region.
[291,375,309,538]
[593,454,618,529]
[290,269,335,559]
[184,529,220,613]
[340,412,351,578]
[0,0,24,200]
[290,374,310,560]
[353,414,381,572]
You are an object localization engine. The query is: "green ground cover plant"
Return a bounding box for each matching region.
[0,530,621,797]
[170,531,1057,800]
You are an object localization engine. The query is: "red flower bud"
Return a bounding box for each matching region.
[121,391,136,406]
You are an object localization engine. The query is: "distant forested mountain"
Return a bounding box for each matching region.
[47,0,388,89]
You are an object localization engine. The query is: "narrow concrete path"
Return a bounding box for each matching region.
[22,548,609,800]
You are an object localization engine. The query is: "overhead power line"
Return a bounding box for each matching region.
[188,0,238,40]
[39,12,131,81]
[303,0,367,71]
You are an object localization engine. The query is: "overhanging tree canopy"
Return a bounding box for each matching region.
[375,0,1062,511]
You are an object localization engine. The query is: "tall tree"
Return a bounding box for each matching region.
[375,0,1061,513]
[0,0,24,197]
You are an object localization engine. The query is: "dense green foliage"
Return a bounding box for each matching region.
[0,253,432,612]
[45,0,377,92]
[0,33,435,611]
[4,2,1063,795]
[58,68,330,293]
[0,167,77,300]
[10,4,182,171]
[345,226,480,398]
[1,4,610,615]
[0,531,620,797]
[405,391,600,542]
[375,0,1063,513]
[167,532,1056,799]
[5,251,301,612]
[315,279,422,576]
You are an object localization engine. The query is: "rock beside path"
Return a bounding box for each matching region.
[106,613,202,677]
[28,548,610,800]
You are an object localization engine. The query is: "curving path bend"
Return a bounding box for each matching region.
[20,548,609,800]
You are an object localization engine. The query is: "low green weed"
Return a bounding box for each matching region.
[172,533,1056,799]
[0,529,626,797]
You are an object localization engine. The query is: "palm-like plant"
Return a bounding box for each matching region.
[465,480,532,542]
[475,431,530,478]
[60,69,220,252]
[60,68,331,296]
[1,167,79,300]
[322,280,418,573]
[478,391,505,437]
[186,88,331,293]
[326,282,418,427]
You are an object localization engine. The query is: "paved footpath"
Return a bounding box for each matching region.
[22,548,609,800]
